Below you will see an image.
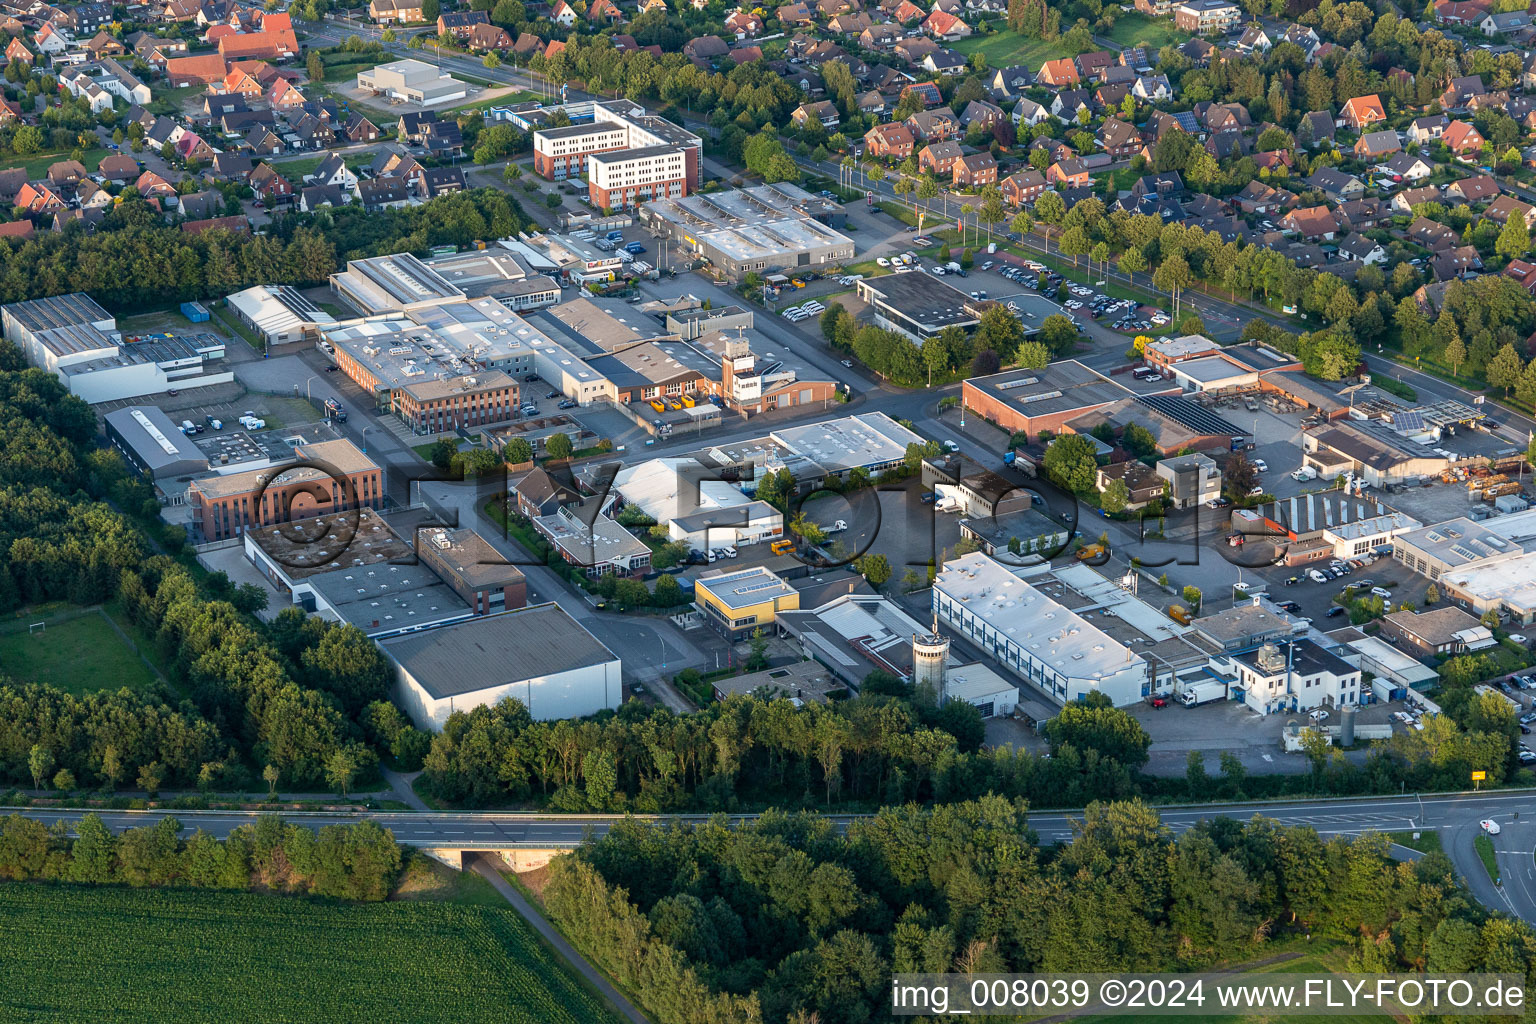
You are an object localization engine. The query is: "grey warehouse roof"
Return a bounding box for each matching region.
[379,603,618,698]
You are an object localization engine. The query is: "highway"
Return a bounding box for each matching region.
[8,790,1536,920]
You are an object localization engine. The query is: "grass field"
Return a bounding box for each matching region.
[0,610,157,696]
[952,30,1075,68]
[12,147,110,181]
[1475,833,1500,884]
[447,89,543,115]
[1103,12,1191,49]
[1388,830,1443,854]
[0,882,625,1023]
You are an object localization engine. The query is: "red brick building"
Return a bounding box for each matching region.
[187,439,383,541]
[863,122,914,159]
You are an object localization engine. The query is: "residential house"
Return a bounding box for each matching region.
[1482,194,1536,228]
[1443,119,1485,155]
[1407,215,1460,250]
[1433,0,1491,24]
[1391,185,1440,213]
[1481,9,1530,34]
[134,170,177,200]
[1095,82,1131,110]
[1340,94,1386,131]
[299,184,348,213]
[1446,175,1500,203]
[548,0,576,24]
[918,140,963,175]
[682,34,729,63]
[465,22,512,49]
[959,98,1004,129]
[1279,205,1338,240]
[3,37,29,64]
[1353,129,1401,161]
[1434,245,1483,280]
[1096,117,1141,158]
[726,9,764,35]
[987,65,1031,99]
[1408,114,1448,145]
[905,106,958,142]
[33,22,67,55]
[355,177,413,210]
[1133,74,1172,103]
[1336,197,1386,231]
[218,29,299,61]
[1037,58,1078,87]
[166,53,227,86]
[47,159,87,186]
[1503,258,1536,294]
[1050,89,1092,124]
[1236,23,1271,51]
[1011,97,1049,127]
[209,153,253,181]
[344,114,380,143]
[1305,166,1364,202]
[1000,169,1046,205]
[306,152,357,189]
[1337,235,1387,264]
[98,154,139,183]
[953,151,996,187]
[828,12,872,33]
[856,91,886,117]
[777,1,814,22]
[437,10,488,37]
[1095,461,1165,510]
[244,125,283,155]
[1047,158,1090,187]
[15,182,64,214]
[922,49,967,76]
[863,121,914,158]
[419,166,466,199]
[1235,180,1291,214]
[922,8,969,38]
[1173,0,1241,33]
[249,163,293,204]
[892,0,925,20]
[791,100,840,128]
[1440,75,1486,111]
[1299,110,1334,148]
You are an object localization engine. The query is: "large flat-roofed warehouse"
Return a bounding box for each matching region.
[384,603,623,729]
[356,58,466,104]
[855,272,987,340]
[104,405,209,504]
[2,292,231,404]
[932,551,1149,707]
[330,252,467,314]
[1302,420,1451,486]
[641,184,853,281]
[962,361,1131,440]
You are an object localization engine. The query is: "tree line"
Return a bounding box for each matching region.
[0,189,525,312]
[0,813,401,902]
[545,797,1536,1024]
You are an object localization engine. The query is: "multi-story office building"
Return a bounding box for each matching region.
[531,99,701,208]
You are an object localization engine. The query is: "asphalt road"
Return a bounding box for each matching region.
[8,790,1536,919]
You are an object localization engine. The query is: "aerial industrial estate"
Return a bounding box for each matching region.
[10,0,1536,1016]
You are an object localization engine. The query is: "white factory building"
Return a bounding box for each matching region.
[382,603,622,730]
[932,551,1150,707]
[1215,638,1363,716]
[2,293,232,404]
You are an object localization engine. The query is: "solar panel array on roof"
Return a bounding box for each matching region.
[1392,410,1424,433]
[1134,393,1241,437]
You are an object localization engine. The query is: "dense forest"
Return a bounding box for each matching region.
[0,345,427,793]
[546,798,1536,1024]
[0,812,400,901]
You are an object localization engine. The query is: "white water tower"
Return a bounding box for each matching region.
[912,633,950,693]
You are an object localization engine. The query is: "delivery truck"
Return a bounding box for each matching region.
[1179,680,1228,707]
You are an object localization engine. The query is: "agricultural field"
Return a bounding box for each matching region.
[0,882,625,1023]
[0,611,157,696]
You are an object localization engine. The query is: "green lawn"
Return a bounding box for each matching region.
[1103,11,1191,49]
[952,30,1075,68]
[447,89,543,115]
[1388,830,1443,854]
[0,610,158,696]
[211,305,265,353]
[9,147,110,180]
[0,882,625,1023]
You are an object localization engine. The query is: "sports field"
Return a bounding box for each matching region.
[0,611,158,695]
[0,882,625,1023]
